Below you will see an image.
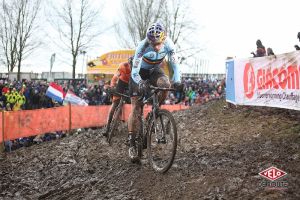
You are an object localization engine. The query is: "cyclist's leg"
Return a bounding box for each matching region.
[157,75,171,104]
[128,78,143,159]
[150,68,171,104]
[116,79,129,120]
[128,99,143,160]
[128,96,143,138]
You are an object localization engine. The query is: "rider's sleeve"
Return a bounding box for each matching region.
[166,38,181,83]
[111,64,122,87]
[131,39,147,84]
[110,72,118,87]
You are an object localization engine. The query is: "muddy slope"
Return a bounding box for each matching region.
[0,100,299,200]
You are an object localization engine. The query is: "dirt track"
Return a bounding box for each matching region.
[1,100,300,200]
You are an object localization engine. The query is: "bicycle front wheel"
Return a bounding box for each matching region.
[107,105,122,145]
[147,109,177,173]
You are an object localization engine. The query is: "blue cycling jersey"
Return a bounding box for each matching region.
[131,37,181,84]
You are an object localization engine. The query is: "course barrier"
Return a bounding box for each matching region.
[0,104,188,143]
[226,50,300,110]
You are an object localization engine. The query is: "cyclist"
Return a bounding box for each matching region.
[127,22,182,159]
[103,56,133,137]
[295,32,300,50]
[251,39,266,57]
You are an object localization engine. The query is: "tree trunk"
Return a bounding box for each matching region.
[72,59,76,78]
[17,61,21,81]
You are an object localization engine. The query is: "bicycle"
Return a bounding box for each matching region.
[133,85,178,173]
[106,90,130,145]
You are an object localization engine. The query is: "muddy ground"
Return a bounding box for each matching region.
[0,99,300,200]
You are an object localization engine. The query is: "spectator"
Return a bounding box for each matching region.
[0,91,7,108]
[2,82,9,94]
[251,39,266,57]
[32,88,40,109]
[174,82,184,104]
[187,86,196,106]
[267,48,275,56]
[6,103,11,111]
[13,90,26,111]
[267,47,276,59]
[295,32,300,51]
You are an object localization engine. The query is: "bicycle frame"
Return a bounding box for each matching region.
[138,85,178,172]
[141,86,176,142]
[111,91,130,118]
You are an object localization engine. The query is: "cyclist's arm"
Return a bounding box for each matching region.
[166,38,181,83]
[131,39,147,84]
[110,72,119,87]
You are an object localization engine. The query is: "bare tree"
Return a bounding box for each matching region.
[49,0,105,78]
[16,0,41,80]
[115,0,167,48]
[163,0,204,62]
[0,1,18,72]
[162,0,187,45]
[0,0,41,80]
[116,0,204,63]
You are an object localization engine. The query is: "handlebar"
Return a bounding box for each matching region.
[149,85,176,92]
[109,90,130,99]
[138,86,176,103]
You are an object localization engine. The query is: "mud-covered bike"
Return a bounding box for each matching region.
[107,86,178,173]
[133,85,178,173]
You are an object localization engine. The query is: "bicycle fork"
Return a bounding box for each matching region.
[152,98,166,144]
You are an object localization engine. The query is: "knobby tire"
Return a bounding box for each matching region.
[147,109,177,173]
[107,104,122,145]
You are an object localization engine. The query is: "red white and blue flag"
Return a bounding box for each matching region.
[45,82,66,103]
[64,90,88,106]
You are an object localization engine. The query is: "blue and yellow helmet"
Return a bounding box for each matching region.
[146,22,167,44]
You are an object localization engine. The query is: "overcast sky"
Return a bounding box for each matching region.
[2,0,299,74]
[189,0,300,73]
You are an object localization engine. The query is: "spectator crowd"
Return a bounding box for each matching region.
[0,76,225,152]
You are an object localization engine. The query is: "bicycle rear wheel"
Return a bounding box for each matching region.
[147,109,177,173]
[107,104,122,145]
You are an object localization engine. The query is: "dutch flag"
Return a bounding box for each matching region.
[64,90,88,106]
[45,82,66,103]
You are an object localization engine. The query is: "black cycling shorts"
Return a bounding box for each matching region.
[116,79,128,94]
[129,67,166,97]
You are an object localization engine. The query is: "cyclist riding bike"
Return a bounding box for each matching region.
[104,56,133,137]
[127,22,182,160]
